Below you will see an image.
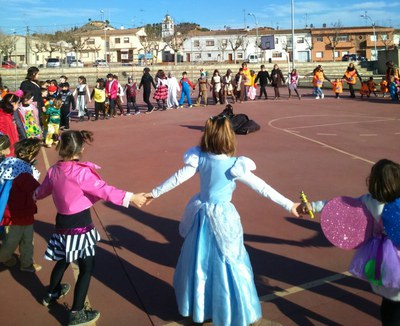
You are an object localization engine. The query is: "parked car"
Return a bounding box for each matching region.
[69,59,84,68]
[93,59,108,67]
[244,54,259,63]
[46,58,61,68]
[1,60,17,69]
[342,54,367,62]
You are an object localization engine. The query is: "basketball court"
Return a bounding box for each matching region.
[1,86,399,325]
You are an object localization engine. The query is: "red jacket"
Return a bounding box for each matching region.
[106,80,118,99]
[2,173,40,226]
[0,109,18,157]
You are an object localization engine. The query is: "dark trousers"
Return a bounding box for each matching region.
[381,297,400,326]
[60,106,70,129]
[115,97,124,115]
[348,84,356,97]
[48,256,95,311]
[143,89,153,111]
[258,85,268,99]
[108,98,116,116]
[94,102,105,119]
[127,97,139,113]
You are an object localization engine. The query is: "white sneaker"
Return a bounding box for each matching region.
[315,96,320,99]
[321,94,325,99]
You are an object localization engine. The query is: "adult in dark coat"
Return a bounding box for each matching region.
[19,67,44,121]
[139,67,156,113]
[254,65,270,99]
[270,64,285,99]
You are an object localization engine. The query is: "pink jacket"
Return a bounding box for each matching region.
[106,80,118,99]
[35,161,130,215]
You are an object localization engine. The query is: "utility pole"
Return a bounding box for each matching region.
[26,26,30,65]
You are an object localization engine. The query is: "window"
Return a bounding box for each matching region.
[194,53,201,59]
[207,53,212,58]
[316,36,323,42]
[297,37,305,43]
[194,40,200,47]
[124,37,129,43]
[337,35,349,42]
[272,51,282,58]
[371,35,377,42]
[237,53,243,59]
[381,34,388,41]
[86,38,95,45]
[316,51,324,58]
[115,38,121,44]
[206,40,215,46]
[334,51,340,58]
[275,38,279,44]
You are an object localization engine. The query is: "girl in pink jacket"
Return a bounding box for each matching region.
[34,129,146,326]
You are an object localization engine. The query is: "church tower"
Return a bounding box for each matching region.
[162,14,174,38]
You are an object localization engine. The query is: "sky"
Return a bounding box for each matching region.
[1,0,400,35]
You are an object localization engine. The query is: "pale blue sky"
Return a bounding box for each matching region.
[1,0,399,35]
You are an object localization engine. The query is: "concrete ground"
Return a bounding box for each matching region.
[1,86,399,325]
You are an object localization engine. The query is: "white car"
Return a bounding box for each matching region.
[93,59,108,67]
[69,60,84,68]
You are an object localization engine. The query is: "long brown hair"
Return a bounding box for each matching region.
[200,116,236,156]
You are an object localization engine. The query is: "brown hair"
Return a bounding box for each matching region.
[0,93,20,114]
[14,138,41,164]
[0,134,10,152]
[57,130,94,160]
[200,116,236,156]
[367,159,400,203]
[52,98,62,109]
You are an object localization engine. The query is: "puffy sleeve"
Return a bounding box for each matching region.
[231,157,294,212]
[151,147,199,198]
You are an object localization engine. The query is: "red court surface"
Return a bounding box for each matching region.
[1,87,399,326]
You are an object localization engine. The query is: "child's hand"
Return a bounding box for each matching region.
[291,203,302,217]
[130,193,147,208]
[144,193,154,206]
[298,202,313,217]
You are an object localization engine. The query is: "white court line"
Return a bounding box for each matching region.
[316,133,337,136]
[40,148,95,319]
[360,134,378,137]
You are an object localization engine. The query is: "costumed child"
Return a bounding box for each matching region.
[0,93,21,157]
[166,72,180,110]
[222,69,236,104]
[18,91,42,138]
[367,77,377,97]
[42,85,58,141]
[360,81,370,98]
[153,70,168,111]
[34,130,147,325]
[178,71,195,108]
[331,78,343,99]
[59,82,75,130]
[380,77,388,98]
[145,116,301,326]
[302,159,400,326]
[124,76,140,115]
[194,70,211,107]
[211,69,223,105]
[288,68,301,100]
[91,78,106,120]
[388,77,399,101]
[312,66,325,99]
[0,138,42,272]
[44,98,61,147]
[73,76,91,122]
[247,69,257,100]
[0,133,11,240]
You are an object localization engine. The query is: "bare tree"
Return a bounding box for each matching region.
[305,37,313,63]
[229,35,244,64]
[239,36,249,60]
[0,32,16,60]
[164,32,185,65]
[217,39,228,62]
[325,21,342,62]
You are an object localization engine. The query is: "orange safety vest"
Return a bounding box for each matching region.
[332,81,343,93]
[367,80,376,91]
[345,70,358,84]
[313,71,324,87]
[360,83,369,95]
[380,80,388,93]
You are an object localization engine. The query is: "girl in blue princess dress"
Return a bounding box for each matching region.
[146,116,301,326]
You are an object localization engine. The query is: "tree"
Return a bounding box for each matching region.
[217,39,228,62]
[325,21,342,62]
[0,32,16,61]
[164,32,185,65]
[229,35,244,64]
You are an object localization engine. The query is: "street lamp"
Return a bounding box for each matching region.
[360,13,377,61]
[248,13,259,58]
[291,0,295,69]
[100,10,107,62]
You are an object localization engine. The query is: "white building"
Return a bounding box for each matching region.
[162,15,175,38]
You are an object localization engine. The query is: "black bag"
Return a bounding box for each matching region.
[219,105,260,135]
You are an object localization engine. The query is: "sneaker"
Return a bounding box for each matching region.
[321,94,325,99]
[188,105,193,108]
[42,283,71,306]
[315,96,320,99]
[3,255,17,267]
[146,107,155,114]
[179,106,183,109]
[134,111,141,115]
[21,263,42,272]
[68,308,100,326]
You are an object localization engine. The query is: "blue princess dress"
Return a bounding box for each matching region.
[151,147,294,326]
